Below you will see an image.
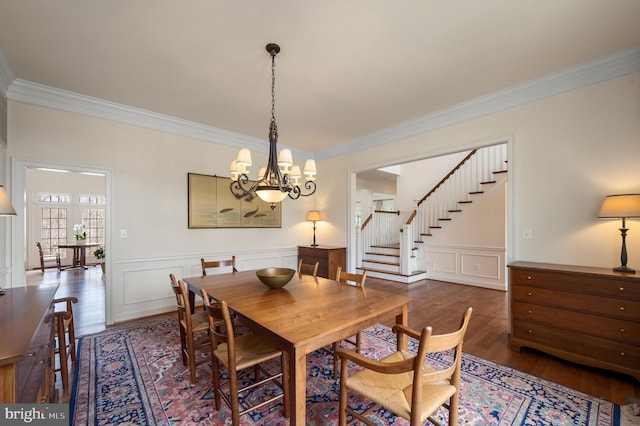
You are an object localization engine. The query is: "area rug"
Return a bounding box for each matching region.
[71,317,620,425]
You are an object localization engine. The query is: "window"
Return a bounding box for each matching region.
[79,194,106,205]
[82,208,105,244]
[37,193,71,204]
[41,208,67,256]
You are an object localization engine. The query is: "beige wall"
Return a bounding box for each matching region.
[5,72,640,322]
[319,73,640,269]
[7,102,316,322]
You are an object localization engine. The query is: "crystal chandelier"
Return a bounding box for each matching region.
[229,43,317,209]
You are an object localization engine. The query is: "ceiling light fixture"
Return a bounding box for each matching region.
[229,43,317,209]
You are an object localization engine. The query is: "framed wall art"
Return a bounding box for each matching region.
[187,173,282,228]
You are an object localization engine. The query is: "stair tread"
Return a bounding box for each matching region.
[358,267,426,277]
[365,251,399,256]
[362,259,400,266]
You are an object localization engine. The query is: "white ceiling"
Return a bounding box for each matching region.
[1,1,639,155]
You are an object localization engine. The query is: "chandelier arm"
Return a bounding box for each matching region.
[287,180,317,200]
[230,174,259,197]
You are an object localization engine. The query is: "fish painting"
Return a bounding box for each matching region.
[243,206,259,218]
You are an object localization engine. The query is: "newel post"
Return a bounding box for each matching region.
[400,224,412,275]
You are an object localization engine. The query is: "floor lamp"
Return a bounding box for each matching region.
[306,210,321,247]
[0,185,17,295]
[598,194,640,274]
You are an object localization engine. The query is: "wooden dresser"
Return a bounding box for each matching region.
[298,245,346,280]
[0,285,58,403]
[508,262,640,382]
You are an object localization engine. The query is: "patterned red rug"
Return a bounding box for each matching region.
[70,316,620,425]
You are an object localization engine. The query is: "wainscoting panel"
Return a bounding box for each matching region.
[428,250,458,274]
[460,253,501,280]
[110,246,298,324]
[424,244,506,291]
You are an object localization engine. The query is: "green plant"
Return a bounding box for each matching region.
[93,247,105,260]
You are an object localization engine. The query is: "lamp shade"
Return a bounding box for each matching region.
[598,194,640,218]
[306,210,321,222]
[0,186,16,216]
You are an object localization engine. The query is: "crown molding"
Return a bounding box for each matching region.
[316,45,640,161]
[4,45,639,161]
[7,79,314,159]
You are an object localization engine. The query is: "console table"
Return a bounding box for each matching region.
[0,285,58,402]
[298,245,346,279]
[508,261,640,382]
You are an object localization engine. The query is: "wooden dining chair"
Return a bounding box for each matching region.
[37,241,61,273]
[200,288,289,425]
[328,266,368,378]
[201,256,237,276]
[297,258,319,277]
[336,307,473,426]
[52,296,78,389]
[170,275,211,383]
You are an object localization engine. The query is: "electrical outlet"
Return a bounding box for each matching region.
[120,229,128,238]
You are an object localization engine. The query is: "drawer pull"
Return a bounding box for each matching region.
[528,329,533,334]
[527,276,532,280]
[619,328,625,333]
[41,395,49,403]
[527,292,532,296]
[527,310,532,314]
[619,306,625,311]
[25,351,36,357]
[619,286,625,291]
[620,352,625,356]
[36,360,46,365]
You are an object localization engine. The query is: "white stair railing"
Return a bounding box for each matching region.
[412,143,507,245]
[357,208,401,268]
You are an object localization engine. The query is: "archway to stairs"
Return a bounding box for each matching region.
[348,136,515,289]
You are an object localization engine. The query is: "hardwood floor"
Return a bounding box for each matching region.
[29,268,639,406]
[27,265,106,402]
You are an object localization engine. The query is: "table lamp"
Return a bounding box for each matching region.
[598,193,640,273]
[306,210,321,247]
[0,185,17,295]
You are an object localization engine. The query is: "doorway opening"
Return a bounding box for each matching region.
[11,158,112,326]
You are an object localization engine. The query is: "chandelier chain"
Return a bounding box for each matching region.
[271,49,276,124]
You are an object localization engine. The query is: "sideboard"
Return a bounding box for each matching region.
[298,245,346,280]
[0,285,58,402]
[508,261,639,382]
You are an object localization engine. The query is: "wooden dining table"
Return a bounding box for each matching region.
[184,269,413,426]
[57,242,100,270]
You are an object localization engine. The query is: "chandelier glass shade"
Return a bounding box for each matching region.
[230,43,317,208]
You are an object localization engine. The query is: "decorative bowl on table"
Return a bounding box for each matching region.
[256,267,296,289]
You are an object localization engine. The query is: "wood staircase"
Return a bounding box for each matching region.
[359,243,427,284]
[357,143,508,285]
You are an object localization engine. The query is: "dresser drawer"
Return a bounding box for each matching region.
[510,268,640,300]
[512,301,640,344]
[513,320,640,370]
[512,285,640,320]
